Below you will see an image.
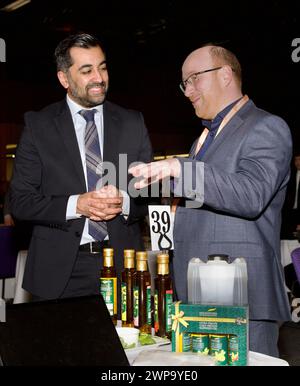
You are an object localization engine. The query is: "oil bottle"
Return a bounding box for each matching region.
[134,251,152,333]
[121,249,136,327]
[100,248,117,324]
[154,253,173,338]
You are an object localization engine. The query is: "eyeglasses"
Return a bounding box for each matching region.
[179,66,223,93]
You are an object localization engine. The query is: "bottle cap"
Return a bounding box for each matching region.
[157,253,169,275]
[157,253,169,264]
[136,251,148,260]
[124,249,135,258]
[103,248,114,257]
[124,250,135,269]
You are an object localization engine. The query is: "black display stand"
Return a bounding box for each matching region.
[0,295,129,366]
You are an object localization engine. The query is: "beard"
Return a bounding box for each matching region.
[67,78,108,108]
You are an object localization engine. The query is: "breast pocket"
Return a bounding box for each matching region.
[215,216,247,242]
[208,241,264,259]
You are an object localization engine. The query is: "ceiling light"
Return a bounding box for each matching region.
[0,0,31,12]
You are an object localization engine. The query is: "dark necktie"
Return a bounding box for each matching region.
[195,98,242,160]
[195,124,218,160]
[80,109,108,241]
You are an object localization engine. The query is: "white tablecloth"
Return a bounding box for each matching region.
[126,342,289,366]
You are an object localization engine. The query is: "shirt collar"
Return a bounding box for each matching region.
[202,97,243,131]
[66,94,103,118]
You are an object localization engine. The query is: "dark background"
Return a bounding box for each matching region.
[0,0,300,194]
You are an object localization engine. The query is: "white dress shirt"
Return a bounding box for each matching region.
[65,95,130,245]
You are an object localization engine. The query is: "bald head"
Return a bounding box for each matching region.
[183,45,242,88]
[181,45,243,120]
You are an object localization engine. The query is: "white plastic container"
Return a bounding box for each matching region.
[187,255,248,305]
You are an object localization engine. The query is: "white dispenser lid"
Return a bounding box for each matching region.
[207,254,229,262]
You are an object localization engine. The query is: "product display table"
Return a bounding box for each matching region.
[125,342,289,366]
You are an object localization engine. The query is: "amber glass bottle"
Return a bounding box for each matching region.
[121,249,136,327]
[154,253,173,338]
[100,248,117,324]
[134,251,152,333]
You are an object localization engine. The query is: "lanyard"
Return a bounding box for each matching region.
[194,95,249,156]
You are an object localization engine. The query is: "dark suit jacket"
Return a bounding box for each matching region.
[10,99,152,299]
[173,99,292,321]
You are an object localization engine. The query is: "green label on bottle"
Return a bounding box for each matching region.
[100,278,115,316]
[133,286,139,326]
[165,289,173,332]
[121,282,127,322]
[146,286,152,325]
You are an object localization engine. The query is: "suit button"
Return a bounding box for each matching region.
[75,231,81,238]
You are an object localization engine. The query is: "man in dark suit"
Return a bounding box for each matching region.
[130,45,292,356]
[10,33,152,302]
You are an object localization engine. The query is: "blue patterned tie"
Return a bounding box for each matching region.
[80,109,108,241]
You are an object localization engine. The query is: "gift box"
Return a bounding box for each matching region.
[171,301,248,366]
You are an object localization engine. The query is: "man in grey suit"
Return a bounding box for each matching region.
[130,45,292,356]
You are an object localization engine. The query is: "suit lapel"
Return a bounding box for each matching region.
[54,102,86,191]
[103,102,120,164]
[201,100,252,161]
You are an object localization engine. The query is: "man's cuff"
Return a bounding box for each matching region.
[172,158,204,205]
[120,190,130,218]
[66,195,82,220]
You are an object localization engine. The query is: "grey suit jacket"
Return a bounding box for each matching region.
[173,99,292,321]
[10,99,152,299]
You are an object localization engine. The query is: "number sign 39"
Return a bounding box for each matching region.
[148,205,174,251]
